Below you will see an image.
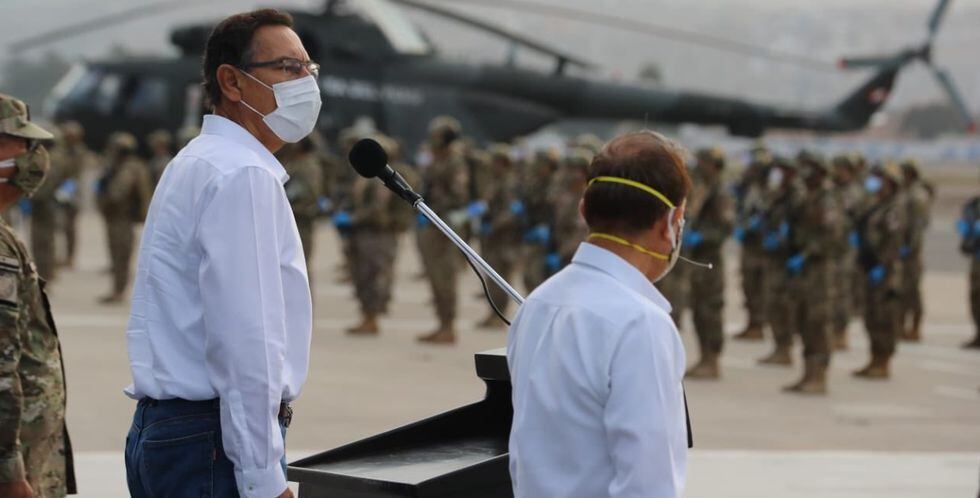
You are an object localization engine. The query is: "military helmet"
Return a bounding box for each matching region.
[147,129,173,147]
[487,143,512,163]
[60,120,84,140]
[0,93,53,140]
[696,146,725,169]
[569,133,604,155]
[108,131,138,152]
[831,154,854,172]
[899,158,920,180]
[428,116,461,147]
[872,161,903,186]
[563,147,593,171]
[797,150,828,174]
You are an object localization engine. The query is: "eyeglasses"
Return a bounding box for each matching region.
[242,57,320,78]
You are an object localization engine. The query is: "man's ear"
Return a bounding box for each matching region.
[216,64,244,104]
[578,198,586,221]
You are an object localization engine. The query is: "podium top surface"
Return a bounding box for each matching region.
[475,348,509,382]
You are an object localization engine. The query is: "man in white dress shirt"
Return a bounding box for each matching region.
[508,131,693,498]
[123,10,322,498]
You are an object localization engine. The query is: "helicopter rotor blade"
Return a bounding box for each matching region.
[927,0,953,41]
[418,0,838,73]
[837,55,903,70]
[929,65,976,130]
[8,0,222,52]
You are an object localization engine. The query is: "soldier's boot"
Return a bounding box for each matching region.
[417,321,456,345]
[961,335,980,350]
[783,358,827,395]
[757,345,792,366]
[347,314,379,335]
[852,354,890,379]
[477,313,506,330]
[685,353,720,380]
[901,327,921,342]
[734,324,764,341]
[833,329,849,351]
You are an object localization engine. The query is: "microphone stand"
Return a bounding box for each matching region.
[413,200,525,306]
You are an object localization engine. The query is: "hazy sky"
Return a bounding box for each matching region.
[2,0,979,115]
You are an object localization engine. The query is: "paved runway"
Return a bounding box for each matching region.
[40,173,980,497]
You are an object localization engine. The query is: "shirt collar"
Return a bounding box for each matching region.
[571,242,673,313]
[200,114,290,184]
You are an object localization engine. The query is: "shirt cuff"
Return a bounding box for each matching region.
[236,462,287,498]
[0,453,26,483]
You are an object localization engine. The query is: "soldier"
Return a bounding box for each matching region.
[853,163,907,379]
[829,155,865,350]
[957,195,980,349]
[552,148,592,267]
[0,93,76,498]
[346,135,417,335]
[95,132,152,304]
[898,159,934,342]
[476,144,524,329]
[757,157,805,366]
[145,129,173,187]
[416,117,469,344]
[281,137,323,279]
[520,149,560,292]
[779,153,846,394]
[684,147,734,380]
[54,122,92,270]
[28,130,66,282]
[732,145,773,341]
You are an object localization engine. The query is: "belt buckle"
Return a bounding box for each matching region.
[279,403,293,428]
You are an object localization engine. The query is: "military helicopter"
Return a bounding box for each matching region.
[15,0,973,151]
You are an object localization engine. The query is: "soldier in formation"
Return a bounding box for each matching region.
[959,194,980,349]
[0,93,76,498]
[95,132,152,304]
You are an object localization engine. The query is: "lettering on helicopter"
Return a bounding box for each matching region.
[320,75,424,106]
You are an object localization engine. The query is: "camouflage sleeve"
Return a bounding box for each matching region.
[0,254,25,483]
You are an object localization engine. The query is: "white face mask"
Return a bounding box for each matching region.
[240,71,322,143]
[0,158,14,169]
[654,210,684,283]
[767,167,785,191]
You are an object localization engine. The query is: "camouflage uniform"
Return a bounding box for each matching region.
[898,161,933,341]
[520,150,560,292]
[95,133,152,303]
[282,142,323,277]
[780,155,846,394]
[758,159,805,365]
[733,149,772,340]
[146,130,173,187]
[29,143,68,282]
[347,136,417,333]
[854,164,907,378]
[957,196,980,348]
[0,93,75,497]
[683,148,734,379]
[830,155,866,349]
[476,145,524,327]
[416,117,469,342]
[551,148,592,267]
[54,123,93,270]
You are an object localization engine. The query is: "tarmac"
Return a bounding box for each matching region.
[39,175,980,498]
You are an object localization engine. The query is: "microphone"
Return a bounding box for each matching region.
[348,138,423,205]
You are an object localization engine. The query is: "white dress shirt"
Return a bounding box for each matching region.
[125,114,312,498]
[507,242,688,498]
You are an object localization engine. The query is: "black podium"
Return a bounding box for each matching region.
[288,349,514,498]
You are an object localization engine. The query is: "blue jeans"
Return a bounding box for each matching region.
[124,398,288,498]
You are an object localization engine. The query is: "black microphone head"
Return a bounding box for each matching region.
[349,138,388,179]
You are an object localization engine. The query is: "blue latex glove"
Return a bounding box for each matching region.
[868,265,886,285]
[467,200,488,218]
[56,179,77,199]
[786,253,806,276]
[416,212,430,228]
[733,225,746,243]
[848,230,860,248]
[317,195,333,214]
[545,252,561,272]
[510,200,525,216]
[747,214,762,232]
[332,210,352,229]
[18,198,32,216]
[525,224,551,244]
[763,231,781,251]
[899,246,911,259]
[683,229,704,249]
[778,221,790,238]
[956,218,969,237]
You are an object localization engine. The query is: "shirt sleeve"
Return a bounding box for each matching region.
[0,261,25,483]
[603,316,686,498]
[198,167,289,498]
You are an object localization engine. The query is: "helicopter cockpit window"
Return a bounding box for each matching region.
[94,74,123,115]
[59,68,103,108]
[125,78,169,119]
[349,0,432,55]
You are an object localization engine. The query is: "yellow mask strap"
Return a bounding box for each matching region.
[588,232,669,261]
[587,176,676,209]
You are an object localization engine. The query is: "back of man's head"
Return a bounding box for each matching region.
[583,131,690,235]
